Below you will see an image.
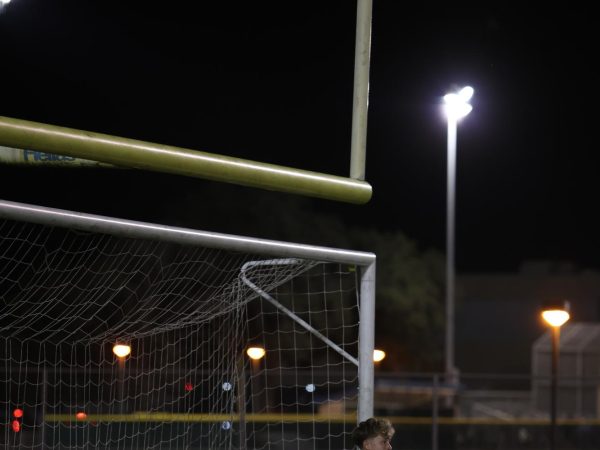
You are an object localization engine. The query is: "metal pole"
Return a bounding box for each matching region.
[40,368,47,450]
[432,374,439,450]
[241,259,358,366]
[445,117,457,384]
[0,116,372,204]
[550,326,559,450]
[236,356,247,450]
[118,358,126,414]
[358,261,376,422]
[250,359,261,413]
[349,0,373,180]
[0,200,375,266]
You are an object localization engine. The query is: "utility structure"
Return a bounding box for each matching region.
[442,86,474,384]
[541,300,570,450]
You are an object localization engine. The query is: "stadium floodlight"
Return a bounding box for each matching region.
[442,85,474,388]
[443,86,474,121]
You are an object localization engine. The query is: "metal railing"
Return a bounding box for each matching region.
[375,372,600,450]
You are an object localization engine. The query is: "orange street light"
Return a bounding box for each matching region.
[112,343,131,359]
[542,308,570,328]
[246,347,266,361]
[373,349,386,363]
[541,300,570,450]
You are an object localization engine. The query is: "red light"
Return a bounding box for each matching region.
[184,382,193,392]
[13,408,23,418]
[11,419,20,433]
[75,411,87,420]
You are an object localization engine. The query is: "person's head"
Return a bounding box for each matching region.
[352,417,394,449]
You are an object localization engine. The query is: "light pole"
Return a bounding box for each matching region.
[541,300,570,450]
[442,86,473,385]
[246,347,266,412]
[113,343,131,414]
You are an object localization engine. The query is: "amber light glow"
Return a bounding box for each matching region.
[246,347,266,360]
[373,349,386,362]
[112,344,131,358]
[542,310,570,328]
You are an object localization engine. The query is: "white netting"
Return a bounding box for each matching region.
[0,217,360,449]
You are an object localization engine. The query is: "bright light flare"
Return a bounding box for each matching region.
[459,86,474,101]
[542,310,570,327]
[246,347,266,360]
[0,0,12,6]
[444,86,474,120]
[112,344,131,358]
[373,349,386,362]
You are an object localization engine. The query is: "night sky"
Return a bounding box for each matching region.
[1,2,599,273]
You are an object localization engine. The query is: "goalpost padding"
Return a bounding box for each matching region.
[0,200,375,450]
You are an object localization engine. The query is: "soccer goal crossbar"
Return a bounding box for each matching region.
[0,199,375,449]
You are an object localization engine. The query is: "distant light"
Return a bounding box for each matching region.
[11,419,20,433]
[13,408,23,418]
[221,421,232,430]
[112,344,131,358]
[373,349,386,362]
[443,86,474,120]
[305,383,316,393]
[246,347,266,360]
[184,382,194,392]
[222,382,232,392]
[541,300,571,327]
[542,310,570,328]
[75,411,87,421]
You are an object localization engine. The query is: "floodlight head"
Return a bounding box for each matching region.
[444,86,474,121]
[459,86,474,101]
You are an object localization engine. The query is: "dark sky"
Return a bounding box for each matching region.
[0,2,599,273]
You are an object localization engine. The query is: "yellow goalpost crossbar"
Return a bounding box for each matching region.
[0,116,372,204]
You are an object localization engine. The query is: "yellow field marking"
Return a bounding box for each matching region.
[44,413,600,426]
[45,413,357,423]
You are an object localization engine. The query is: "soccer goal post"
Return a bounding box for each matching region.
[0,199,375,450]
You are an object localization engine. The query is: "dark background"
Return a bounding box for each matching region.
[1,1,599,273]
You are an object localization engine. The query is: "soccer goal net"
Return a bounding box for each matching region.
[0,200,375,450]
